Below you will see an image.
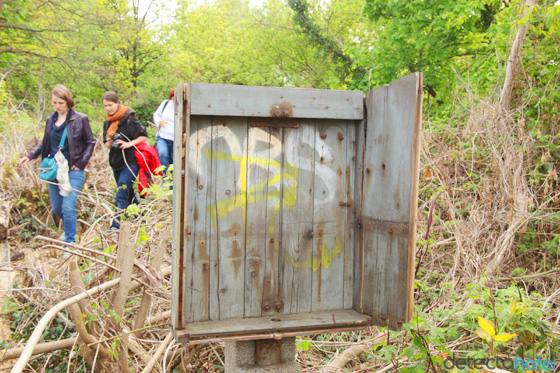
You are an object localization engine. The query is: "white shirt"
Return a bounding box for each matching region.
[153,100,175,141]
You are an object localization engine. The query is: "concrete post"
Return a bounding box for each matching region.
[224,337,302,373]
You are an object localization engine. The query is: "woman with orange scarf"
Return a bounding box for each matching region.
[102,91,148,230]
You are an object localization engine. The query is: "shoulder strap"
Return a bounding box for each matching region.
[59,128,68,149]
[162,100,170,112]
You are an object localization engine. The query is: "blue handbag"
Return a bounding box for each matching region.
[39,128,67,182]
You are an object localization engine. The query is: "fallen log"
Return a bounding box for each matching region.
[321,332,388,373]
[1,338,78,361]
[140,332,174,373]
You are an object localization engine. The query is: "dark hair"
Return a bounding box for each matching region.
[102,91,120,104]
[51,84,75,109]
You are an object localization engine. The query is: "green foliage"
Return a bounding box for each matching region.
[4,298,87,371]
[287,0,366,88]
[358,283,557,371]
[297,338,312,351]
[363,0,503,99]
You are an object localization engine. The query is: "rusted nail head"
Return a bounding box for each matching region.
[263,302,272,311]
[272,109,282,117]
[198,185,204,190]
[338,132,344,140]
[273,300,284,311]
[251,271,257,278]
[282,109,291,117]
[320,133,327,139]
[270,238,274,243]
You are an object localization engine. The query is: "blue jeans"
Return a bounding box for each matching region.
[156,137,173,174]
[48,170,85,243]
[112,164,139,229]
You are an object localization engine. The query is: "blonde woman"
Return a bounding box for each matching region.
[18,84,95,244]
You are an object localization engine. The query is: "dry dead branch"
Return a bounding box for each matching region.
[1,338,78,360]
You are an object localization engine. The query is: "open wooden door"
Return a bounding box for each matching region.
[356,72,423,330]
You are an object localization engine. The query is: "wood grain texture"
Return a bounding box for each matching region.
[209,117,248,320]
[171,77,422,340]
[343,122,358,309]
[312,120,348,311]
[171,83,187,331]
[353,119,366,313]
[185,116,213,322]
[279,122,316,314]
[360,73,422,327]
[244,126,283,318]
[188,83,363,120]
[177,309,371,342]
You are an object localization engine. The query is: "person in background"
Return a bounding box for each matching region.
[102,91,148,230]
[18,84,95,245]
[153,89,175,175]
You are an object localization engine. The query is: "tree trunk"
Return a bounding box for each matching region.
[500,0,536,110]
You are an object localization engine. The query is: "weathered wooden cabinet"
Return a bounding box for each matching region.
[171,73,423,343]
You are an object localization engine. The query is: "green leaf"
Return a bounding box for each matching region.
[297,339,312,351]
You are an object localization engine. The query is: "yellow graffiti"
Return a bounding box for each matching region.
[280,233,342,271]
[265,203,343,270]
[203,148,299,230]
[203,147,342,271]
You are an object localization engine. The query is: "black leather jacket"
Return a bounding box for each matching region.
[27,109,95,170]
[102,109,147,171]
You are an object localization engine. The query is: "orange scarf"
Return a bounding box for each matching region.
[105,105,132,140]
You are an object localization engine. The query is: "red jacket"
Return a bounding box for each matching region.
[135,142,162,196]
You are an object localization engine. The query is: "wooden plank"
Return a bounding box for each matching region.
[361,73,422,327]
[278,122,316,314]
[359,83,386,317]
[343,122,357,309]
[188,83,363,120]
[207,117,248,320]
[244,126,283,318]
[111,222,135,328]
[176,326,369,344]
[185,116,213,322]
[311,120,347,311]
[171,83,188,331]
[134,229,170,334]
[177,309,372,342]
[363,73,421,223]
[353,118,366,312]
